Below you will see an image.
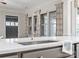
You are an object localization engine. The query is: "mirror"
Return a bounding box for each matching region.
[0,2,63,39]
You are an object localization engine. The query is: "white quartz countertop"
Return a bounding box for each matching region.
[0,36,79,55]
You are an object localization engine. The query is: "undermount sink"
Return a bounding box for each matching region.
[18,40,58,45]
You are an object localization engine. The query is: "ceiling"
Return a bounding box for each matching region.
[0,0,57,10]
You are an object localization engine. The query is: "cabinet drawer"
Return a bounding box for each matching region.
[3,55,18,58]
[23,51,41,58]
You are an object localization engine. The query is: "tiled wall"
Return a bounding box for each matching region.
[56,2,63,36]
[36,11,41,37]
[0,9,26,38]
[27,2,64,37]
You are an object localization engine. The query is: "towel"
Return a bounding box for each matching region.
[0,36,3,39]
[62,40,73,55]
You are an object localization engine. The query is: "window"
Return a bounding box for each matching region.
[6,22,10,26]
[6,16,18,26]
[28,17,32,37]
[29,17,32,26]
[15,22,18,26]
[34,16,37,32]
[40,12,56,36]
[49,11,56,36]
[6,15,18,38]
[40,13,49,36]
[76,8,79,36]
[11,22,15,26]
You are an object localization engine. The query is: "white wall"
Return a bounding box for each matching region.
[0,8,27,38]
[63,0,76,36]
[26,1,56,17]
[63,0,72,36]
[71,0,77,36]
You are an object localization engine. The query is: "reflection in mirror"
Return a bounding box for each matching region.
[28,17,32,37]
[11,22,15,26]
[6,15,18,38]
[40,13,49,36]
[40,12,56,37]
[34,16,37,32]
[6,22,11,26]
[76,8,79,36]
[15,22,18,26]
[49,11,56,36]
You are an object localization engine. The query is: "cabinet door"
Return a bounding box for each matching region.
[77,44,79,58]
[40,48,70,58]
[23,51,41,58]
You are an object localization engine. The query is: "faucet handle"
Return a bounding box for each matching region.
[38,56,44,58]
[31,37,33,40]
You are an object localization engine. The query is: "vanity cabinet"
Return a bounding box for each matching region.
[23,47,70,58]
[66,45,74,58]
[0,45,75,58]
[0,53,18,58]
[3,55,18,58]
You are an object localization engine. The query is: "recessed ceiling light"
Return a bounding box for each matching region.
[0,0,7,4]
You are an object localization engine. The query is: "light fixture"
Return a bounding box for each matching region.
[0,0,7,4]
[74,0,79,8]
[77,0,79,7]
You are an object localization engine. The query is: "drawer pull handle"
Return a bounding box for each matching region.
[38,56,44,58]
